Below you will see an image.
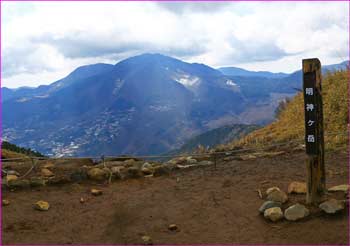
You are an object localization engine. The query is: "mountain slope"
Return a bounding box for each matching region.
[220,69,348,151]
[3,54,247,156]
[169,124,260,154]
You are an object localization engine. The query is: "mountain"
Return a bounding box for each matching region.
[169,124,260,154]
[2,63,114,102]
[2,54,347,157]
[219,67,288,78]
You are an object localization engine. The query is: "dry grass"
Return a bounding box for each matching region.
[220,70,349,151]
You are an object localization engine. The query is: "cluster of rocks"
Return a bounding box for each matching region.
[2,156,214,190]
[259,182,348,222]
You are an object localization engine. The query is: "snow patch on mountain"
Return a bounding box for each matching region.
[173,74,201,87]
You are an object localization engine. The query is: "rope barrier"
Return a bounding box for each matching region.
[0,130,347,162]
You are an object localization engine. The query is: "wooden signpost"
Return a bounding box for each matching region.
[302,58,326,204]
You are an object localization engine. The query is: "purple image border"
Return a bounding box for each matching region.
[0,0,349,245]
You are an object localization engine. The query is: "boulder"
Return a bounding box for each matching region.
[70,169,88,182]
[41,168,54,177]
[153,165,170,177]
[141,163,154,175]
[111,166,126,180]
[267,190,288,204]
[87,168,108,181]
[319,199,344,214]
[258,201,282,214]
[239,154,257,161]
[91,188,103,196]
[328,184,350,193]
[264,207,283,222]
[46,176,71,185]
[288,182,307,194]
[266,187,281,195]
[43,162,55,169]
[5,170,20,176]
[30,177,46,187]
[8,179,30,189]
[127,167,143,178]
[198,161,214,166]
[6,175,18,183]
[284,203,309,221]
[34,200,50,211]
[186,157,197,164]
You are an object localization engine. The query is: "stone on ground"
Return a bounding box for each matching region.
[30,177,46,187]
[267,190,288,204]
[284,203,309,221]
[266,186,281,195]
[34,200,50,211]
[6,175,18,183]
[264,207,284,222]
[41,168,55,177]
[168,224,178,231]
[288,182,307,194]
[127,167,143,178]
[259,201,282,214]
[87,168,108,181]
[186,157,197,164]
[319,199,344,214]
[2,199,10,206]
[141,235,153,245]
[91,188,103,196]
[328,184,350,193]
[153,165,170,177]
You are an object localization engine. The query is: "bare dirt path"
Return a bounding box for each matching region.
[2,150,349,244]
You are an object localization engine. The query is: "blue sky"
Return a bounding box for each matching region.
[2,1,349,88]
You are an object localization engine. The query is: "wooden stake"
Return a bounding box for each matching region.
[302,58,326,204]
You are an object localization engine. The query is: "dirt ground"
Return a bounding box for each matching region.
[2,150,349,245]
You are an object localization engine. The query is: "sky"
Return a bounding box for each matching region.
[1,1,349,88]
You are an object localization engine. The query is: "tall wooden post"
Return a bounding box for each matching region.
[302,58,326,204]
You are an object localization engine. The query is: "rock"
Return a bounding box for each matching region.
[284,203,309,221]
[30,177,46,187]
[168,224,178,231]
[41,168,54,177]
[127,167,143,178]
[264,207,283,222]
[153,165,170,177]
[266,187,281,195]
[141,164,154,175]
[186,157,197,164]
[258,201,282,214]
[8,179,30,189]
[46,176,71,185]
[267,190,288,204]
[87,168,108,181]
[34,200,50,211]
[5,170,20,176]
[111,166,126,180]
[80,197,85,203]
[141,235,153,245]
[198,161,214,166]
[319,199,344,214]
[91,188,103,196]
[239,154,257,161]
[6,175,18,183]
[328,184,350,193]
[43,162,55,169]
[70,169,88,182]
[2,199,10,206]
[124,159,136,167]
[288,182,307,194]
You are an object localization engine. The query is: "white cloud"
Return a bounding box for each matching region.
[1,1,349,88]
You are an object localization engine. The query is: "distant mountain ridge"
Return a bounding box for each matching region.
[2,54,348,157]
